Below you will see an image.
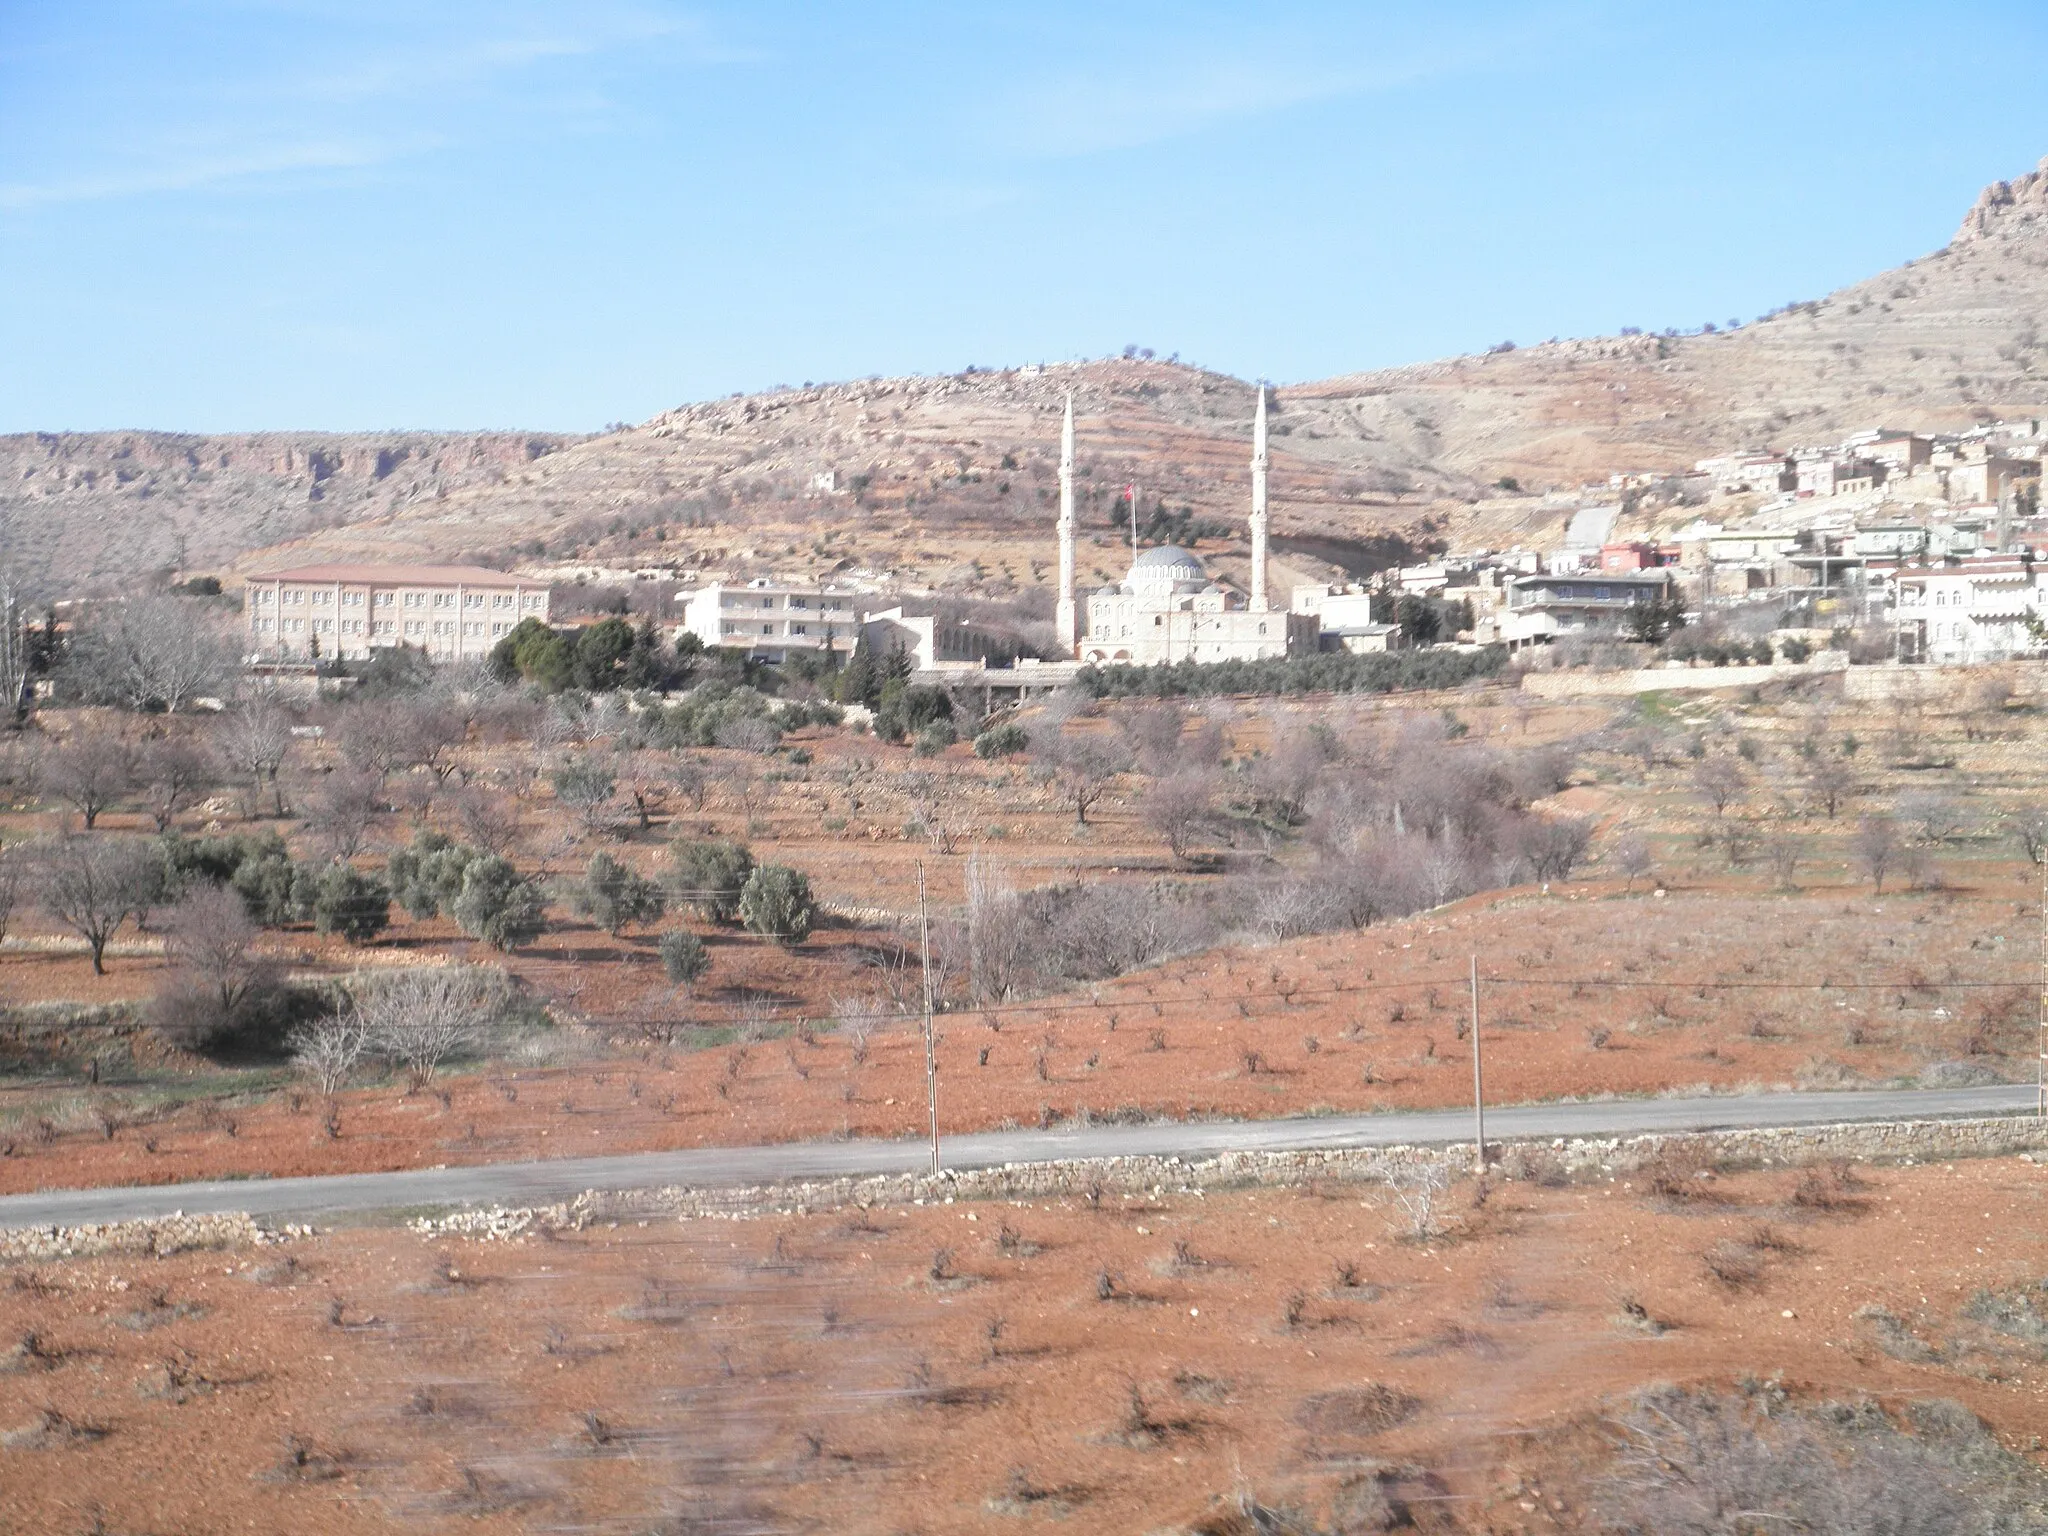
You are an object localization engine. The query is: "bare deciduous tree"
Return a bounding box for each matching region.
[901,769,968,854]
[1142,770,1220,862]
[964,854,1029,1006]
[164,883,267,1018]
[68,594,235,713]
[1032,729,1132,826]
[552,754,618,836]
[32,834,157,974]
[1851,814,1899,892]
[354,966,492,1089]
[0,843,21,943]
[135,736,217,833]
[304,768,383,860]
[1614,833,1654,892]
[1804,755,1854,819]
[1689,756,1747,818]
[1384,1164,1454,1242]
[450,785,521,856]
[289,1011,369,1096]
[45,725,136,828]
[218,692,296,818]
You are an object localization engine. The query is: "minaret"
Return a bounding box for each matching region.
[1250,383,1270,612]
[1055,392,1078,652]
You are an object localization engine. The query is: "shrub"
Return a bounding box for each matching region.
[1779,635,1811,663]
[739,864,814,945]
[668,838,754,921]
[449,855,547,951]
[571,851,665,936]
[912,720,957,756]
[974,722,1029,759]
[307,864,391,946]
[658,929,710,987]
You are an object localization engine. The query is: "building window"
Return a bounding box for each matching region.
[375,591,393,606]
[433,592,452,608]
[464,594,483,609]
[792,624,807,635]
[761,624,773,635]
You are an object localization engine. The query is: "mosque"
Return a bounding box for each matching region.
[1056,387,1317,666]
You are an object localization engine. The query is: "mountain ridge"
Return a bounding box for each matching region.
[9,157,2048,593]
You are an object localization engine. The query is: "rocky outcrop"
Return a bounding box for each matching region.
[1954,155,2048,243]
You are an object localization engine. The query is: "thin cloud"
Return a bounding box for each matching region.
[0,138,422,210]
[991,12,1565,159]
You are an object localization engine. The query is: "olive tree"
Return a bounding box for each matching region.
[570,850,665,936]
[739,864,814,945]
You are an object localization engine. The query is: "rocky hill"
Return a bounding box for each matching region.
[9,157,2048,596]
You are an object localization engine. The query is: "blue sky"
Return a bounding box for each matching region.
[3,1,2045,432]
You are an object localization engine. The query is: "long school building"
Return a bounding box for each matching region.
[243,564,551,663]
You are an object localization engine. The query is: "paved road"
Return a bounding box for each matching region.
[0,1084,2035,1230]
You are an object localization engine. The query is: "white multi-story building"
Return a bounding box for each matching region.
[244,563,549,663]
[674,580,861,663]
[1893,552,2045,663]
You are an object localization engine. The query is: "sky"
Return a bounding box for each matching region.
[3,1,2046,433]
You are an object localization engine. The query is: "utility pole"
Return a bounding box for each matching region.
[917,862,941,1172]
[1469,954,1486,1174]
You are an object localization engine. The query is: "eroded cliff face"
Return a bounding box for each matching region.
[0,431,577,589]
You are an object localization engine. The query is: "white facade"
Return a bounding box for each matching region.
[244,563,549,663]
[1079,545,1315,665]
[676,580,860,662]
[1893,555,2045,663]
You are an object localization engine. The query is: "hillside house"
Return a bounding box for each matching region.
[1893,551,2044,663]
[1479,570,1678,650]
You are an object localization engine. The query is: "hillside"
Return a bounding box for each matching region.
[0,431,580,590]
[8,156,2048,595]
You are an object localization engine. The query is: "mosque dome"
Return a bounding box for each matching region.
[1125,545,1207,592]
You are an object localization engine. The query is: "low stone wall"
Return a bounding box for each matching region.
[13,1113,2048,1254]
[410,1112,2048,1238]
[0,1211,307,1265]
